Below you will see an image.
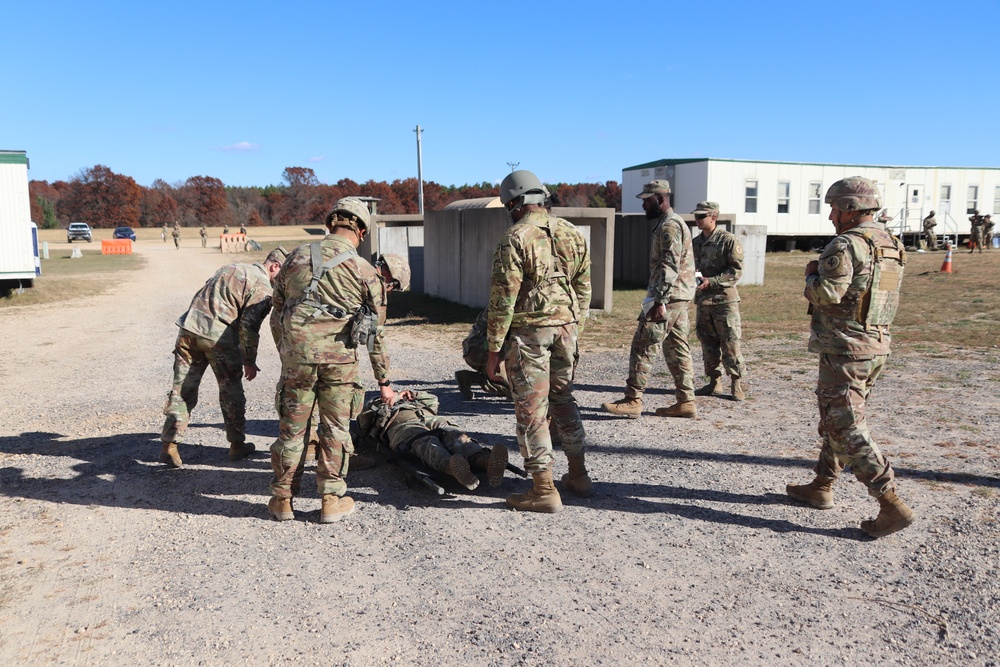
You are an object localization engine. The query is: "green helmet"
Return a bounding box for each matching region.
[376,253,411,291]
[499,170,550,206]
[325,197,371,231]
[825,176,881,212]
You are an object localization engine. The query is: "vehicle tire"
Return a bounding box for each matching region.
[67,238,73,243]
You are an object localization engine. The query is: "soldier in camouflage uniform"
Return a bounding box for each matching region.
[603,180,697,419]
[161,223,168,242]
[456,308,513,400]
[922,211,937,250]
[356,389,509,490]
[172,223,181,249]
[968,210,983,253]
[786,176,914,539]
[982,215,994,250]
[267,198,395,523]
[200,224,208,248]
[159,247,288,468]
[690,201,747,401]
[486,170,592,513]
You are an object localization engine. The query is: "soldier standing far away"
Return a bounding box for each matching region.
[240,224,247,236]
[786,176,914,538]
[603,179,697,419]
[969,209,983,253]
[690,201,747,401]
[162,223,168,243]
[982,214,995,250]
[486,169,592,513]
[922,210,937,250]
[200,224,208,248]
[159,247,288,468]
[172,222,181,249]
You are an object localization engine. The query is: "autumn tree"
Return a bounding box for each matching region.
[139,179,179,228]
[177,175,229,227]
[58,165,142,228]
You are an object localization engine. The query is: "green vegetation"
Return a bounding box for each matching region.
[0,250,143,308]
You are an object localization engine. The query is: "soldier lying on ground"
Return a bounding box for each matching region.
[356,389,509,491]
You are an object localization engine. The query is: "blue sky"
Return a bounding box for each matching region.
[3,0,998,189]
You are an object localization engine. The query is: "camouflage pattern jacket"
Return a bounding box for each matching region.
[692,228,743,305]
[356,390,453,451]
[270,234,389,379]
[648,210,695,306]
[175,262,273,364]
[463,308,510,370]
[487,209,591,353]
[805,221,905,356]
[922,214,936,232]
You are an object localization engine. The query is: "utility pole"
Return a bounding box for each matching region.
[507,161,519,172]
[414,125,424,215]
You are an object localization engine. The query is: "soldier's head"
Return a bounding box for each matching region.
[692,200,720,234]
[373,253,411,292]
[637,180,672,220]
[499,170,549,222]
[325,197,371,245]
[264,246,288,284]
[928,210,935,217]
[825,176,880,233]
[973,209,980,215]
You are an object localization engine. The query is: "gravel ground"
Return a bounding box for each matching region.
[1,240,998,666]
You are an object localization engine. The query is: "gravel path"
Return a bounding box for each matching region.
[1,241,998,666]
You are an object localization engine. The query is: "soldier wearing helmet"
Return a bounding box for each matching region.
[266,197,395,524]
[982,214,995,250]
[486,169,593,513]
[969,209,984,253]
[787,176,914,538]
[922,210,937,250]
[373,253,411,293]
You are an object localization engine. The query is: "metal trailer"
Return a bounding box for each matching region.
[0,150,39,288]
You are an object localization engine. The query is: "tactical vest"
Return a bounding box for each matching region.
[521,219,579,320]
[849,227,906,330]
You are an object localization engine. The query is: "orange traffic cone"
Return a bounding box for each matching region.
[940,244,953,273]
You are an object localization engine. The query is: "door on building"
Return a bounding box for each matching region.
[905,184,924,229]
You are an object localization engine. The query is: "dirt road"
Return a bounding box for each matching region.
[1,241,998,666]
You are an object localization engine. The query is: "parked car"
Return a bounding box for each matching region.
[67,222,92,243]
[113,226,137,241]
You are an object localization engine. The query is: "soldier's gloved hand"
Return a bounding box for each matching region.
[805,260,819,277]
[381,384,398,407]
[243,363,260,381]
[486,351,504,382]
[648,303,667,322]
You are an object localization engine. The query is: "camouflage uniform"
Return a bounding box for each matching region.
[200,225,208,248]
[162,224,168,242]
[625,209,696,402]
[922,212,937,250]
[459,308,512,398]
[172,224,180,249]
[488,208,591,475]
[162,263,274,448]
[269,235,388,499]
[805,220,905,497]
[982,215,995,250]
[969,213,983,253]
[693,226,746,382]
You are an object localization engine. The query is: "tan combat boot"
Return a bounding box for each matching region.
[320,494,355,523]
[506,470,563,513]
[731,378,746,402]
[268,496,294,521]
[471,445,509,488]
[159,442,183,468]
[455,370,478,400]
[229,441,255,461]
[694,377,721,396]
[785,476,836,509]
[560,454,594,498]
[861,489,914,538]
[655,401,697,418]
[602,396,643,418]
[445,454,480,491]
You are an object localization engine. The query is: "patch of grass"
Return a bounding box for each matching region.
[972,488,996,499]
[1,250,143,308]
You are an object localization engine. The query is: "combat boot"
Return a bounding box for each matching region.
[320,494,355,523]
[654,401,697,418]
[695,377,722,396]
[731,378,746,402]
[861,489,914,538]
[229,441,255,461]
[268,496,294,521]
[471,445,509,488]
[506,470,563,513]
[455,370,478,400]
[602,396,643,418]
[560,454,594,498]
[445,454,480,491]
[785,476,835,510]
[159,442,182,468]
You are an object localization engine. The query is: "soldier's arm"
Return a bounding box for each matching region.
[709,235,744,288]
[486,238,521,353]
[573,239,592,331]
[364,271,391,384]
[804,238,853,307]
[651,219,682,303]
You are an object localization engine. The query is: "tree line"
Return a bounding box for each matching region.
[29,165,623,229]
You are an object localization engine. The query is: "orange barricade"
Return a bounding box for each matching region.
[101,239,133,255]
[220,233,248,253]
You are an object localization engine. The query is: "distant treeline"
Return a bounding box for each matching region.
[29,165,623,229]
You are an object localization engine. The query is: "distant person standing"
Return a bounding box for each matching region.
[240,224,247,236]
[200,224,208,248]
[172,223,181,249]
[690,201,747,401]
[922,210,937,250]
[969,210,983,253]
[982,215,995,250]
[162,223,168,243]
[786,176,914,538]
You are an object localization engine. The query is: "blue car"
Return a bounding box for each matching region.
[113,226,137,241]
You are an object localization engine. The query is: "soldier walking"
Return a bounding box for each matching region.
[200,224,208,248]
[485,170,592,513]
[172,223,181,249]
[603,180,697,419]
[786,177,914,538]
[922,210,937,250]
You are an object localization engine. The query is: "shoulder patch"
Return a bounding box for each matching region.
[823,255,841,271]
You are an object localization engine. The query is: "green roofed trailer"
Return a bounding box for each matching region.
[0,150,39,288]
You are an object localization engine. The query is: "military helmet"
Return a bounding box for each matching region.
[499,170,550,206]
[376,252,411,291]
[825,176,881,212]
[325,197,371,232]
[265,245,289,265]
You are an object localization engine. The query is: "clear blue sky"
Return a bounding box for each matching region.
[3,0,998,189]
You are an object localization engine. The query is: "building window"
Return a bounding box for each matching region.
[967,185,979,214]
[994,186,1000,215]
[940,185,951,209]
[745,180,757,213]
[777,181,790,214]
[808,182,822,214]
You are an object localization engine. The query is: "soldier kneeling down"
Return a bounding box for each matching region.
[356,389,509,491]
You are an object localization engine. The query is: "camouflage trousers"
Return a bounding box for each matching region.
[925,231,936,250]
[270,360,363,499]
[696,302,745,379]
[201,236,207,248]
[505,323,586,475]
[402,420,485,473]
[626,302,695,403]
[814,353,895,497]
[162,330,245,445]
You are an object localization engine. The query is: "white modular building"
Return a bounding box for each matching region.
[0,150,39,287]
[623,158,1000,245]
